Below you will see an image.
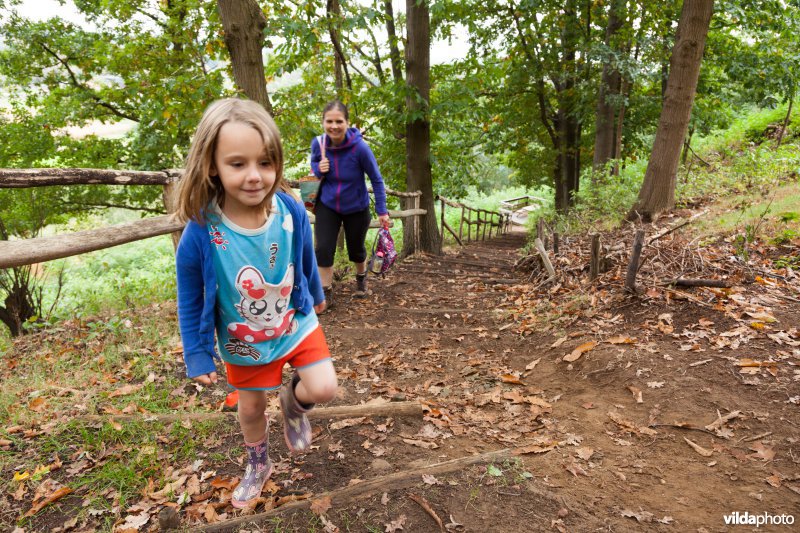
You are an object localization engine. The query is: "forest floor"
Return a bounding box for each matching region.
[1,204,799,532]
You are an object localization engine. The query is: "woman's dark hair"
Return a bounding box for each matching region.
[322,100,349,121]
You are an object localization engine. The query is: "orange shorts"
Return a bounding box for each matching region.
[225,326,331,390]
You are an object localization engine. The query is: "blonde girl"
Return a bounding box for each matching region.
[174,98,337,508]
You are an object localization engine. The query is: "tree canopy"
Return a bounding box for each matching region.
[0,0,797,218]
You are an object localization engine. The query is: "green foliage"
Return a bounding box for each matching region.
[45,235,176,322]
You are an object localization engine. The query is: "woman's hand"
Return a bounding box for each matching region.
[319,157,330,173]
[192,372,218,386]
[378,214,390,228]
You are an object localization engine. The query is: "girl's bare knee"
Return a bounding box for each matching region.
[306,380,337,404]
[237,395,267,423]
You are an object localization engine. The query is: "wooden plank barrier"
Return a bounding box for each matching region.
[435,194,510,246]
[0,168,426,269]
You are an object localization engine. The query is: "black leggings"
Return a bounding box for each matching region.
[314,202,371,267]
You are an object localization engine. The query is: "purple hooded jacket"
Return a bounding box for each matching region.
[309,127,388,215]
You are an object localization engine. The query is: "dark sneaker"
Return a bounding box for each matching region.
[231,430,273,508]
[320,286,333,313]
[354,273,369,298]
[279,373,313,453]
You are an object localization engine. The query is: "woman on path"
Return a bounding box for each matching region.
[309,100,390,307]
[174,98,337,508]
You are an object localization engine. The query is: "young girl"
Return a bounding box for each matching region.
[309,100,390,306]
[173,98,338,509]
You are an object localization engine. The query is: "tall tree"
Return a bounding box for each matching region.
[326,0,352,95]
[628,0,714,222]
[592,0,626,174]
[217,0,274,114]
[405,0,440,254]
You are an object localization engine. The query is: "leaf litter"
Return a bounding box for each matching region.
[3,209,799,531]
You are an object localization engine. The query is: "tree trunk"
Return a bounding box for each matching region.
[384,0,403,83]
[405,0,440,255]
[217,0,273,114]
[613,76,630,175]
[327,0,352,95]
[328,0,344,92]
[592,0,625,175]
[553,0,581,213]
[775,92,793,149]
[628,0,714,222]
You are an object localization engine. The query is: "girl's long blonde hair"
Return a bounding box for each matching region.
[174,98,289,223]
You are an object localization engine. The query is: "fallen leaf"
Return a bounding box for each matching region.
[748,442,776,462]
[765,474,782,488]
[683,437,713,457]
[330,417,366,430]
[565,462,588,477]
[29,397,46,412]
[575,447,594,461]
[108,383,144,398]
[384,514,407,532]
[563,341,597,362]
[607,336,636,345]
[608,412,658,436]
[517,443,557,454]
[744,311,777,323]
[24,486,74,517]
[551,336,568,348]
[499,373,525,385]
[210,475,239,491]
[422,474,442,485]
[310,495,332,516]
[524,358,541,371]
[118,512,150,530]
[402,438,438,449]
[646,381,665,389]
[621,508,654,522]
[627,386,643,403]
[445,514,465,531]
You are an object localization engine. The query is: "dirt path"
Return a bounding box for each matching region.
[256,227,798,533]
[4,227,798,532]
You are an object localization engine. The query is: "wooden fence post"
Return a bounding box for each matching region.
[439,197,445,244]
[161,181,182,250]
[534,237,556,281]
[458,206,465,243]
[414,193,421,254]
[589,233,601,281]
[625,230,646,293]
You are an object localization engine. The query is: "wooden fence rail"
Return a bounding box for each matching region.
[0,168,425,270]
[436,194,512,246]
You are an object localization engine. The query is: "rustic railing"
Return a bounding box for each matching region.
[0,168,425,270]
[436,194,512,247]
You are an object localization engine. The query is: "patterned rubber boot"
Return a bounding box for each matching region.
[279,373,313,453]
[231,429,273,509]
[354,272,369,298]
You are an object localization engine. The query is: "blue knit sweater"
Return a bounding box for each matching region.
[309,127,388,215]
[175,192,324,378]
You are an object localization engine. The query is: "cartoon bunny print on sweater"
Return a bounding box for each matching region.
[227,265,298,344]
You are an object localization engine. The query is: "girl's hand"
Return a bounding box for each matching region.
[193,372,218,386]
[319,157,330,173]
[314,301,327,314]
[378,214,390,228]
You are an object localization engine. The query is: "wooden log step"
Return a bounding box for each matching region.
[83,401,422,423]
[197,449,513,532]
